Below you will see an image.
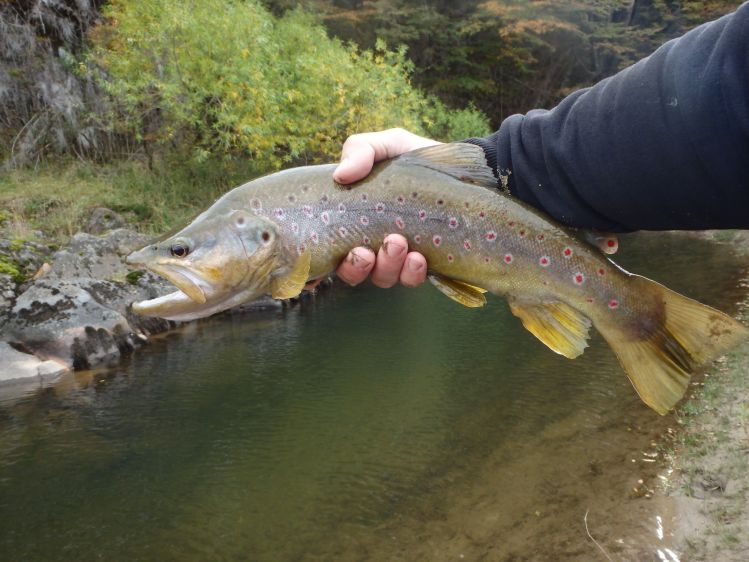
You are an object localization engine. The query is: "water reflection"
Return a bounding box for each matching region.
[0,233,745,561]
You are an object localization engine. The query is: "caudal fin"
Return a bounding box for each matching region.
[601,276,748,415]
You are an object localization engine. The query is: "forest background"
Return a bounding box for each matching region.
[0,0,743,240]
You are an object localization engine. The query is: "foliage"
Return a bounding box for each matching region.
[269,0,744,126]
[88,0,489,171]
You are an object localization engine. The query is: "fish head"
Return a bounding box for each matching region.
[126,209,284,320]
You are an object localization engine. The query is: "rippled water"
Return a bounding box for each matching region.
[0,233,746,561]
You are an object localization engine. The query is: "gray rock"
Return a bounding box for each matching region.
[0,341,69,386]
[86,207,127,234]
[2,228,173,371]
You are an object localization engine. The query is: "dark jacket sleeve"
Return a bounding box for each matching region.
[466,1,749,232]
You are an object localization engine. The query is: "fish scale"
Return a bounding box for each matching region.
[127,143,748,415]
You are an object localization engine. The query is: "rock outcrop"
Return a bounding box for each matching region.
[0,228,174,386]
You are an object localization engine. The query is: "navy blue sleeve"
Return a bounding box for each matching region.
[467,1,749,231]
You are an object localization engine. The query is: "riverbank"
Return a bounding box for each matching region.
[660,230,749,561]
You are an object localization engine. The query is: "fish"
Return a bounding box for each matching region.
[126,143,748,414]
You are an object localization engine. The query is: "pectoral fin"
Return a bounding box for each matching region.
[508,297,592,359]
[428,274,487,308]
[271,251,311,300]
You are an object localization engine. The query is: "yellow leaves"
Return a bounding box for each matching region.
[241,48,250,59]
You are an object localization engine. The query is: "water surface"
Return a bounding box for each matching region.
[0,233,746,561]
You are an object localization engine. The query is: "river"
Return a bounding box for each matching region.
[0,232,746,561]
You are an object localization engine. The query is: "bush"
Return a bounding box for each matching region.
[89,0,489,172]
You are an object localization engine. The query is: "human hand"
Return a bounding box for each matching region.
[333,128,438,287]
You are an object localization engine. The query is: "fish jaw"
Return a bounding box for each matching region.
[131,285,264,321]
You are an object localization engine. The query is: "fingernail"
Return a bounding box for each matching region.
[384,240,405,258]
[333,158,349,182]
[348,249,372,270]
[407,257,424,272]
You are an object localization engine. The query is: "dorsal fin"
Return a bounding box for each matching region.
[395,143,498,189]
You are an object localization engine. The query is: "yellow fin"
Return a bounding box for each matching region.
[271,251,311,300]
[600,276,749,415]
[508,298,592,359]
[428,274,487,308]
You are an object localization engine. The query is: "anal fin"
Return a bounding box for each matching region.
[271,251,311,300]
[508,297,592,359]
[429,274,487,308]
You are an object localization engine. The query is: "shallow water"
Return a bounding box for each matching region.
[0,233,746,561]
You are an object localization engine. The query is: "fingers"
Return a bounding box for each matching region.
[333,128,441,184]
[335,234,427,288]
[336,247,376,286]
[400,252,427,288]
[371,234,410,288]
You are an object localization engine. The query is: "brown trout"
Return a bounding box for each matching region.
[127,143,748,414]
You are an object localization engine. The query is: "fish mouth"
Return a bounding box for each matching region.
[147,264,209,305]
[130,263,216,319]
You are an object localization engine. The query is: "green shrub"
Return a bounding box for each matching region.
[89,0,489,172]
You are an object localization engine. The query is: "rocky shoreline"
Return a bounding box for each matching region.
[0,205,295,396]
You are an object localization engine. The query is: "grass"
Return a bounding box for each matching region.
[0,157,266,241]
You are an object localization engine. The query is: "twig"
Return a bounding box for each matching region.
[584,509,614,562]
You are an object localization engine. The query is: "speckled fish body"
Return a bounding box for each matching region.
[127,144,748,414]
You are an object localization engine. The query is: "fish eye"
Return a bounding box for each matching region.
[261,231,271,243]
[170,243,190,258]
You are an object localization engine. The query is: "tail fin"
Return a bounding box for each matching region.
[600,276,748,415]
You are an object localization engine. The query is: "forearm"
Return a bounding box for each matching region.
[468,2,749,231]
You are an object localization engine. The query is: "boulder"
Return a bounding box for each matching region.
[1,228,174,370]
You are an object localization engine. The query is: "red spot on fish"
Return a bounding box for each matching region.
[297,244,306,254]
[433,235,442,246]
[411,192,419,199]
[361,194,368,201]
[303,205,313,217]
[447,254,454,262]
[418,210,427,221]
[448,217,458,229]
[608,299,619,309]
[436,199,444,206]
[508,221,515,227]
[310,231,319,243]
[573,273,585,285]
[363,235,370,245]
[395,217,405,229]
[518,229,526,237]
[375,203,385,213]
[338,203,346,213]
[338,226,348,237]
[321,194,329,203]
[397,195,405,203]
[464,202,470,208]
[607,239,616,248]
[586,297,594,303]
[463,240,472,250]
[504,253,513,264]
[539,256,550,267]
[563,247,573,258]
[288,194,296,203]
[321,211,330,225]
[274,208,285,219]
[251,198,262,209]
[291,223,299,234]
[414,234,422,244]
[360,216,369,226]
[479,211,486,218]
[537,234,545,241]
[484,257,491,264]
[486,231,497,241]
[598,268,605,275]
